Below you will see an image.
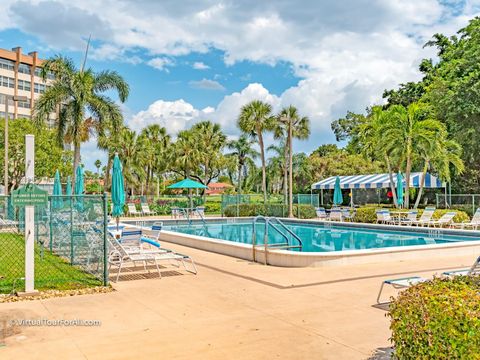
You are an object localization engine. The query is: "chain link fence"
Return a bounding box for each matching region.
[0,194,108,294]
[436,194,480,216]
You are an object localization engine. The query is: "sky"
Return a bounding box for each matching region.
[1,0,480,171]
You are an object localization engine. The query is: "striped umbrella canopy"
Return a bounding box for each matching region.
[396,172,404,207]
[52,169,63,209]
[111,154,125,228]
[66,176,72,196]
[333,176,343,206]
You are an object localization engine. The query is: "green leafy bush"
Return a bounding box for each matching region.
[353,207,469,224]
[223,204,316,219]
[389,276,480,359]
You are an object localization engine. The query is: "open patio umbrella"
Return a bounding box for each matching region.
[66,176,72,196]
[167,178,207,209]
[396,172,404,207]
[52,169,63,209]
[333,176,343,206]
[111,154,125,230]
[75,165,84,211]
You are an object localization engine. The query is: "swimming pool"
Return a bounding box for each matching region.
[130,218,480,267]
[162,220,478,252]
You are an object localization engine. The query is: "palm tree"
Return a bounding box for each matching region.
[267,142,287,196]
[227,135,258,195]
[382,103,445,208]
[94,159,101,177]
[238,100,275,204]
[34,55,129,192]
[139,124,170,194]
[173,130,201,179]
[116,128,145,194]
[277,106,310,217]
[191,121,227,192]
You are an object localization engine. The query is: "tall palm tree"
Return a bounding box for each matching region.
[227,135,258,195]
[94,159,101,177]
[382,103,444,208]
[116,128,145,194]
[191,121,227,192]
[277,106,310,217]
[267,141,287,197]
[139,124,170,194]
[271,121,289,203]
[174,130,201,179]
[34,55,129,192]
[238,100,275,204]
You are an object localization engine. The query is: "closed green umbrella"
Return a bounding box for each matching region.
[52,169,63,209]
[66,176,72,196]
[333,176,343,206]
[396,172,404,207]
[111,154,125,229]
[75,165,84,211]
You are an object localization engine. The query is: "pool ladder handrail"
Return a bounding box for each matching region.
[252,216,303,265]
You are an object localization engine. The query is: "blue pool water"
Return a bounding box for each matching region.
[161,221,480,252]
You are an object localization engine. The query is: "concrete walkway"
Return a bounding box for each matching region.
[0,241,475,359]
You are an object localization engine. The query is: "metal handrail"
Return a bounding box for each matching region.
[252,216,303,265]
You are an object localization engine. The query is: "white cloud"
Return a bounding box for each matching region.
[147,57,174,71]
[189,78,225,90]
[192,61,209,70]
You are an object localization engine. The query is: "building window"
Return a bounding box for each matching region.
[34,82,46,94]
[0,75,15,88]
[18,79,31,92]
[18,63,31,75]
[17,99,31,109]
[0,58,14,71]
[34,67,42,77]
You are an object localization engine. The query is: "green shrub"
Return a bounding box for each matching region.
[223,203,316,219]
[389,276,480,359]
[204,202,221,214]
[353,207,470,224]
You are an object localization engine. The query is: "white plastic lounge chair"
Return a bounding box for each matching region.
[451,208,480,230]
[127,203,141,217]
[427,212,456,228]
[142,222,163,244]
[376,210,393,224]
[141,203,155,216]
[377,276,428,304]
[399,210,418,226]
[442,256,480,277]
[0,216,18,226]
[315,207,327,220]
[341,208,354,222]
[329,208,343,221]
[411,207,435,226]
[195,206,205,218]
[107,236,197,282]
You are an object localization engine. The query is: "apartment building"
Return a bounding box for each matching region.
[0,46,56,126]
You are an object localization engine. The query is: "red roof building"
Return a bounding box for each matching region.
[205,182,234,195]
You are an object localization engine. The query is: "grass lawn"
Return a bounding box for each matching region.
[0,232,102,294]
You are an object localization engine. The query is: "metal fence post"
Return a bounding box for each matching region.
[70,196,74,264]
[103,193,108,286]
[49,197,53,253]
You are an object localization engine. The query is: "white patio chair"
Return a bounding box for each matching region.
[141,203,155,216]
[329,208,343,221]
[451,208,480,230]
[411,207,435,227]
[377,276,428,304]
[127,203,142,217]
[427,212,457,228]
[195,206,205,218]
[442,256,480,277]
[399,210,418,226]
[315,207,327,220]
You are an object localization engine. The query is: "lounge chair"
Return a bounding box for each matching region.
[377,276,428,304]
[376,210,393,225]
[341,208,354,222]
[427,212,456,228]
[141,203,155,216]
[451,208,480,230]
[442,256,480,277]
[329,208,343,221]
[315,207,327,220]
[399,210,418,226]
[127,203,142,217]
[142,222,163,246]
[171,207,180,219]
[411,207,435,226]
[107,236,197,282]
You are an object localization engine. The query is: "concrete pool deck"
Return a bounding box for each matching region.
[0,240,476,359]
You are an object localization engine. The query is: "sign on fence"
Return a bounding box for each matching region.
[11,183,48,207]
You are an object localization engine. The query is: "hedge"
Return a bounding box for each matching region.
[389,276,480,359]
[223,204,316,219]
[353,207,470,224]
